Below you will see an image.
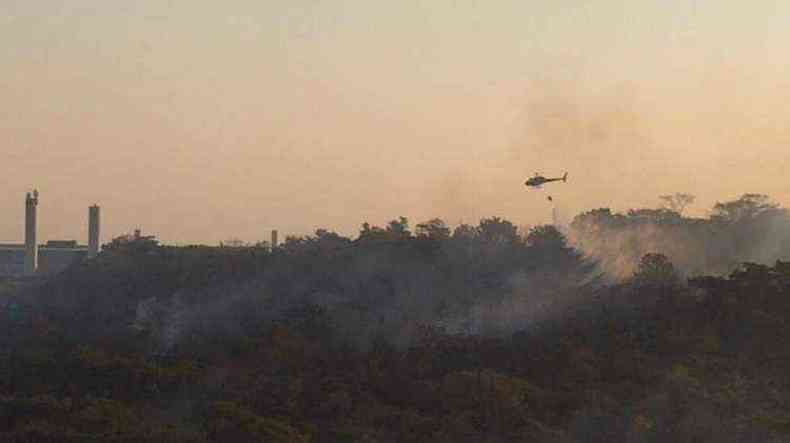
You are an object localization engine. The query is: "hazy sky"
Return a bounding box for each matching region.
[2,1,789,244]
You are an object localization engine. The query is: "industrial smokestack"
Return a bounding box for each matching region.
[88,205,100,258]
[271,230,278,249]
[24,190,39,276]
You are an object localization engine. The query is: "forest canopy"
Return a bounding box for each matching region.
[2,193,790,441]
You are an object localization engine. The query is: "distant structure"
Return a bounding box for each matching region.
[24,190,38,276]
[110,228,156,246]
[0,190,101,278]
[88,205,100,258]
[46,240,78,248]
[271,230,278,249]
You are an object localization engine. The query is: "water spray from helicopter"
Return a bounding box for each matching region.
[524,171,568,226]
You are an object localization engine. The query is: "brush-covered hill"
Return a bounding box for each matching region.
[1,215,790,441]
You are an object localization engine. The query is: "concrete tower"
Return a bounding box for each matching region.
[88,205,100,258]
[24,190,39,276]
[271,230,278,249]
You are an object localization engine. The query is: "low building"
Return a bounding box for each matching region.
[0,243,88,277]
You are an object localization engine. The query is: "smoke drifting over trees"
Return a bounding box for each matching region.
[13,193,790,355]
[4,195,790,441]
[570,193,790,279]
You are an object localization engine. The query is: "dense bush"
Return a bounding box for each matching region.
[1,210,790,441]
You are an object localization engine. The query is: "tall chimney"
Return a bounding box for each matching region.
[24,190,39,276]
[271,229,278,249]
[88,205,100,258]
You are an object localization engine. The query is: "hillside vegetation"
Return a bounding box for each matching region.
[1,198,790,442]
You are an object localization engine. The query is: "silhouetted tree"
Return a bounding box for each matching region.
[451,223,478,241]
[415,218,451,241]
[711,193,782,224]
[358,218,411,243]
[659,193,696,215]
[526,225,568,251]
[571,208,627,233]
[477,217,519,246]
[281,235,308,254]
[310,229,352,253]
[627,208,682,224]
[358,222,388,242]
[386,216,411,239]
[314,229,351,244]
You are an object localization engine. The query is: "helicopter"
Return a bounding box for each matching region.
[525,172,568,188]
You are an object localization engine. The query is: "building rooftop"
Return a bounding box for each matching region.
[0,243,87,251]
[0,247,88,277]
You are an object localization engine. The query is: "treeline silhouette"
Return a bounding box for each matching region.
[15,217,595,352]
[1,201,790,441]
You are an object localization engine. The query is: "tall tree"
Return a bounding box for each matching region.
[526,224,568,251]
[711,193,781,223]
[386,216,411,239]
[477,217,519,246]
[659,193,696,214]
